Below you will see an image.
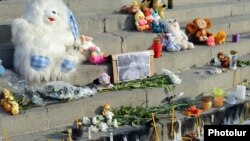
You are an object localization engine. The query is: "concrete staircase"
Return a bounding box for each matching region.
[0,0,250,140]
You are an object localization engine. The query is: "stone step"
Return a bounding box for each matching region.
[1,32,249,80]
[5,100,250,141]
[1,0,249,24]
[0,54,249,137]
[1,13,250,43]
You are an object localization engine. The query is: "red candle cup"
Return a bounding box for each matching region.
[152,37,162,58]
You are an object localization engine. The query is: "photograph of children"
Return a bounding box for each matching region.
[117,52,151,82]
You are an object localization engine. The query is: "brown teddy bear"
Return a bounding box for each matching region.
[186,18,213,43]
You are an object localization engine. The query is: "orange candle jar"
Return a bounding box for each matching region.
[214,95,224,107]
[213,88,225,108]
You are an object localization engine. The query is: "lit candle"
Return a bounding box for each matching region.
[232,33,240,42]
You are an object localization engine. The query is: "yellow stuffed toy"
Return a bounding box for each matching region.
[135,10,150,31]
[214,31,227,45]
[0,89,19,115]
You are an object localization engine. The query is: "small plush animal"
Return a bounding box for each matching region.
[214,30,227,45]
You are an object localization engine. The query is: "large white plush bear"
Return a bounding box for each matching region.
[163,19,194,50]
[12,0,80,82]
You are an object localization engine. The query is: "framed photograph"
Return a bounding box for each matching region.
[112,50,155,83]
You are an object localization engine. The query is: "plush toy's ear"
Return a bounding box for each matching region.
[186,23,198,34]
[204,19,212,29]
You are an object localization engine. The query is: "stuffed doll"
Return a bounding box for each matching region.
[135,10,149,31]
[12,0,80,82]
[164,19,194,50]
[186,18,213,44]
[162,33,181,52]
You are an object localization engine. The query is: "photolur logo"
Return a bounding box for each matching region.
[204,125,250,140]
[208,129,247,136]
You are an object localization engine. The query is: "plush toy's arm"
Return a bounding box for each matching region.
[12,18,33,48]
[206,31,213,37]
[195,30,202,39]
[63,30,75,47]
[180,31,188,40]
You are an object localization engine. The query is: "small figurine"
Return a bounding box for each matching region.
[102,103,111,116]
[217,52,230,69]
[0,59,5,76]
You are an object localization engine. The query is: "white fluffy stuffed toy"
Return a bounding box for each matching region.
[164,19,194,50]
[12,0,80,82]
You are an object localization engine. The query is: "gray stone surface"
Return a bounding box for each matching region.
[0,107,49,136]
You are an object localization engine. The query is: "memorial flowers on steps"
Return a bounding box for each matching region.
[81,104,119,133]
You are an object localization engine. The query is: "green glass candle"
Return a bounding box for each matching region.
[168,0,173,9]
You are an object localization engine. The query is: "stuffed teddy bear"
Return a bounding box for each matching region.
[162,33,181,52]
[150,10,164,33]
[163,19,194,50]
[186,18,213,44]
[12,0,80,82]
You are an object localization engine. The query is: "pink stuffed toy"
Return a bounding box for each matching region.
[206,36,215,46]
[77,35,105,64]
[89,47,106,65]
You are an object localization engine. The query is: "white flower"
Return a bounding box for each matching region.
[90,125,99,133]
[92,116,99,125]
[161,69,181,85]
[98,115,105,121]
[107,119,113,126]
[99,123,108,132]
[82,117,91,125]
[113,119,118,128]
[105,111,114,120]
